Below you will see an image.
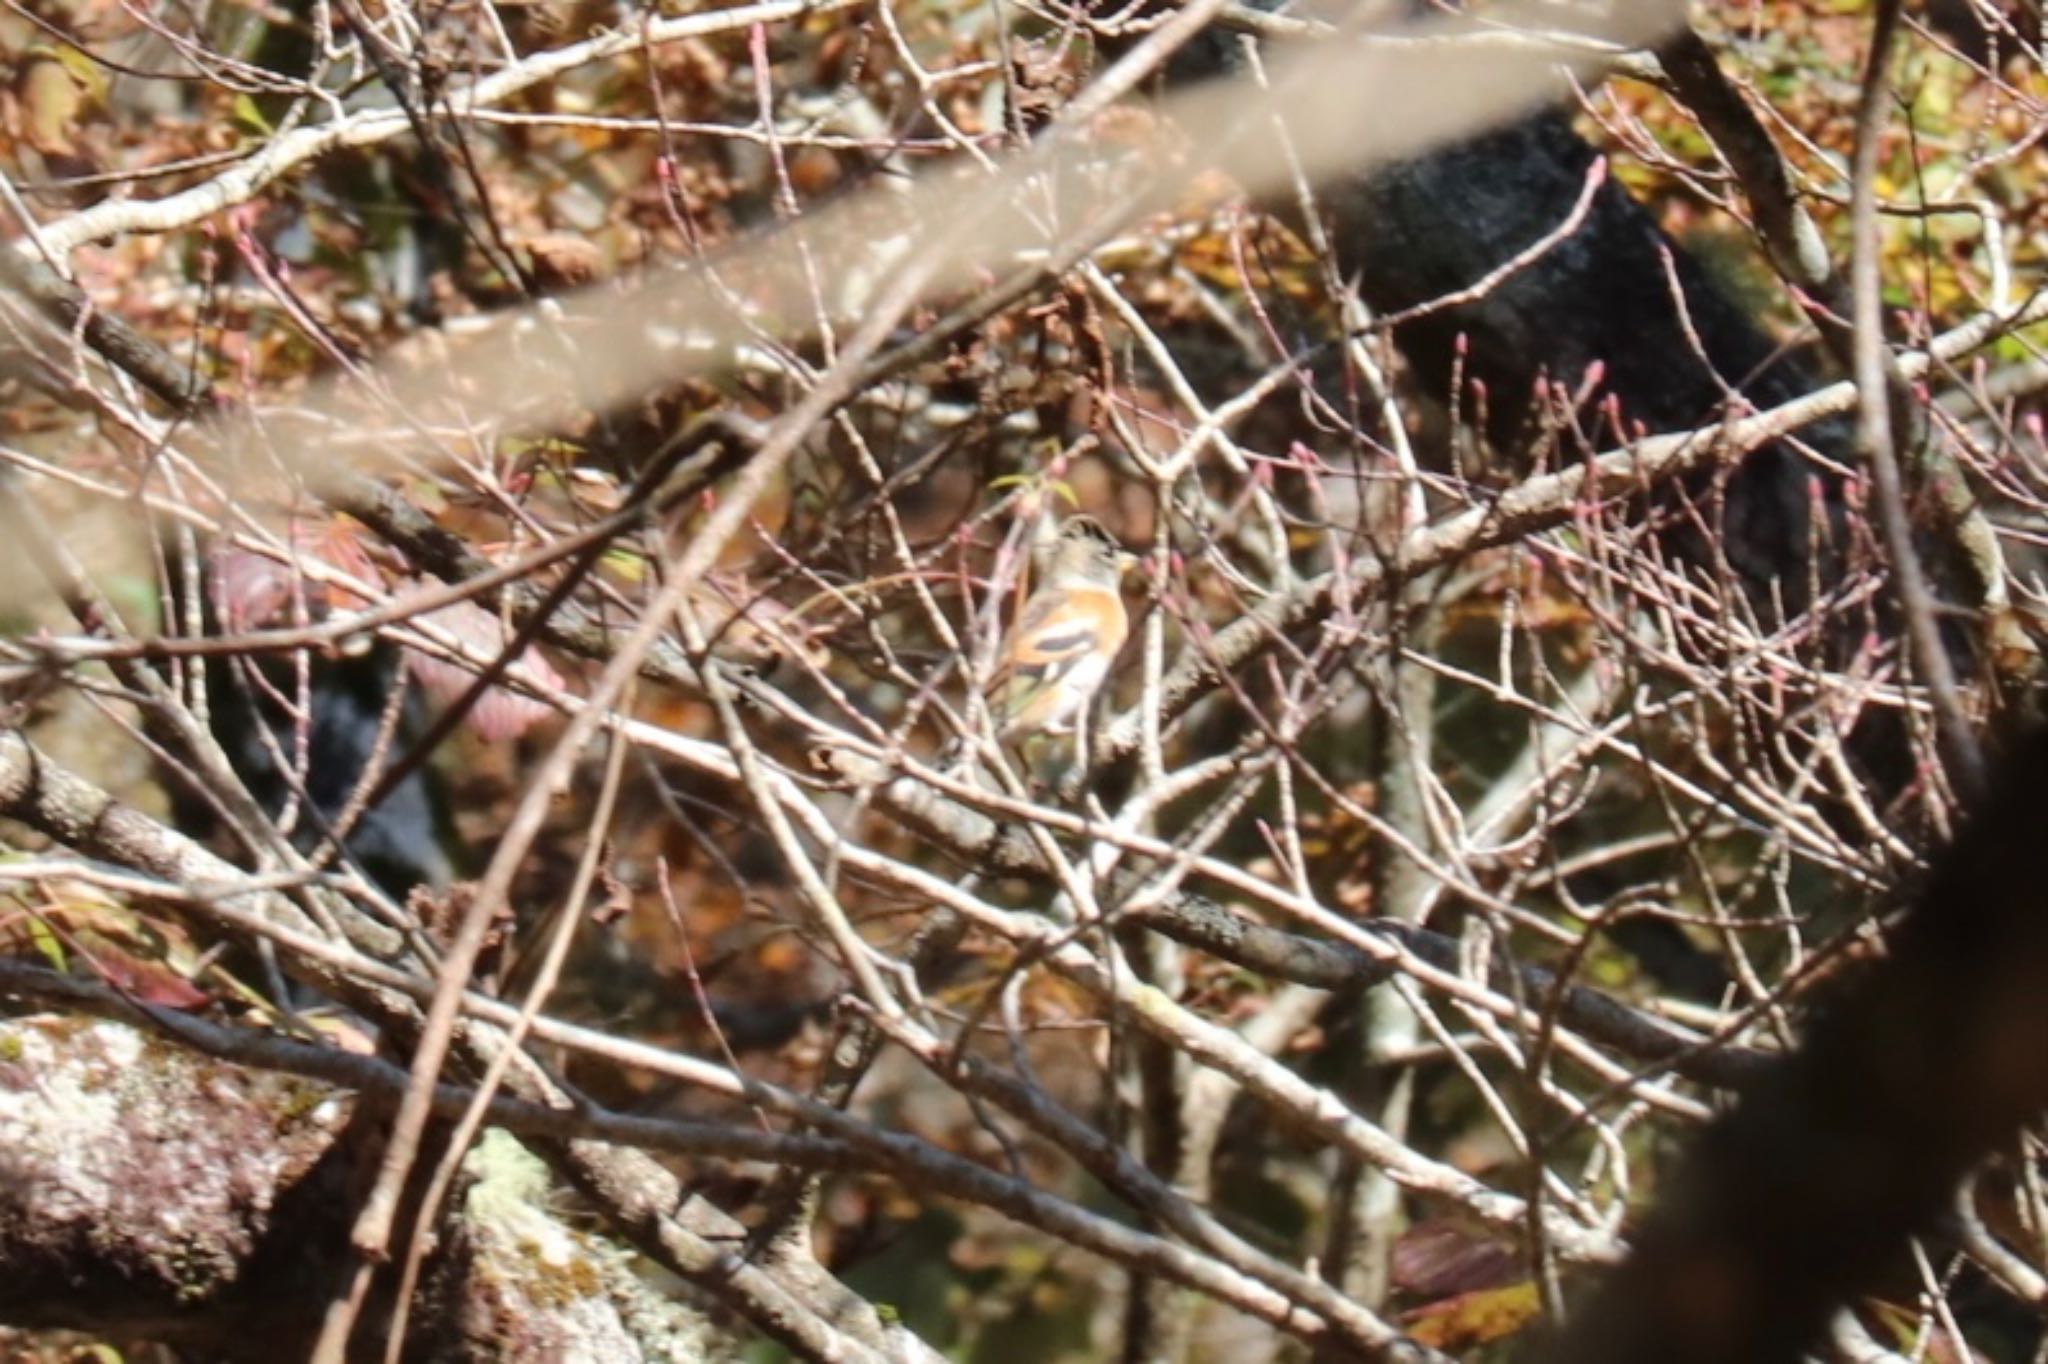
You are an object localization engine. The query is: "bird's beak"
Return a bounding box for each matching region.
[1116,550,1141,578]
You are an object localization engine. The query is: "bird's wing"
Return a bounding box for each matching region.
[990,591,1127,741]
[996,595,1110,688]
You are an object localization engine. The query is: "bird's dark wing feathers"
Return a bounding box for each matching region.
[1022,625,1099,659]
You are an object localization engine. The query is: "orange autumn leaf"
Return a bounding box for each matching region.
[1402,1281,1542,1350]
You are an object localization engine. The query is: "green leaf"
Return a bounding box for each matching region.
[232,93,274,135]
[25,914,67,973]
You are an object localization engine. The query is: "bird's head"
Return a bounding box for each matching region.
[1048,515,1136,587]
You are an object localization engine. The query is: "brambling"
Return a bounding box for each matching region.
[990,516,1133,742]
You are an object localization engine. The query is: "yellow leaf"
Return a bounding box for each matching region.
[17,56,87,155]
[24,913,67,973]
[1403,1281,1542,1349]
[232,92,274,135]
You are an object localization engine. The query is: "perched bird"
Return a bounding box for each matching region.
[990,516,1132,742]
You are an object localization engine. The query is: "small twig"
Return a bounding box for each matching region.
[1846,0,1988,803]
